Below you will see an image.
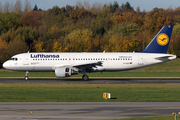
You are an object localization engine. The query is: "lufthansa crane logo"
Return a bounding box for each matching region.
[157,33,169,46]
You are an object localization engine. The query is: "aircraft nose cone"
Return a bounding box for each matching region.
[3,61,9,69]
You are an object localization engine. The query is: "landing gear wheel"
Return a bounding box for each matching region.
[25,76,29,80]
[82,75,89,81]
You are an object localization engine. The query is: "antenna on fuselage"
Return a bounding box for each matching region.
[103,50,105,53]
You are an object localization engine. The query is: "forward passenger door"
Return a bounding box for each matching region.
[23,54,29,65]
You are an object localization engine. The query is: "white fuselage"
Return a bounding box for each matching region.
[3,52,177,72]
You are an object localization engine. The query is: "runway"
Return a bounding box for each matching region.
[0,102,180,120]
[0,77,180,83]
[1,78,180,120]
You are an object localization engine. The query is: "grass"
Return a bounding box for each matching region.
[1,83,180,102]
[0,59,180,78]
[113,116,174,120]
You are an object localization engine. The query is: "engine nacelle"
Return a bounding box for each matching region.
[55,67,78,78]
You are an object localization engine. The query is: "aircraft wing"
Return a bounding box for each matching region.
[52,61,103,70]
[73,61,103,70]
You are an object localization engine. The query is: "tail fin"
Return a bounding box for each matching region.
[141,25,173,53]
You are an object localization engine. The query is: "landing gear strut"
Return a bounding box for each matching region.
[82,75,89,81]
[25,71,29,80]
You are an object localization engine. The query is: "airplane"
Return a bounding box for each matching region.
[2,25,176,80]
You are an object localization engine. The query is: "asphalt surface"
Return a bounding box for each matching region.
[0,102,180,120]
[1,78,180,120]
[0,78,180,83]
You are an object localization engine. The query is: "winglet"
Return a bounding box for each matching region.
[141,25,174,53]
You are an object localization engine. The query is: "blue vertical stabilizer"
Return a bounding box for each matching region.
[141,25,173,53]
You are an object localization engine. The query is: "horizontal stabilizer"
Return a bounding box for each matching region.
[155,55,176,61]
[155,56,172,60]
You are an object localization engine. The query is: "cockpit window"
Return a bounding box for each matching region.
[10,58,18,61]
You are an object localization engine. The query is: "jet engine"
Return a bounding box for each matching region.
[55,67,78,77]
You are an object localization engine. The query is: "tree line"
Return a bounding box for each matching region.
[0,0,180,66]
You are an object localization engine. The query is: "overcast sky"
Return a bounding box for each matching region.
[1,0,180,11]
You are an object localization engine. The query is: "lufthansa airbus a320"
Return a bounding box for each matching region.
[3,25,176,80]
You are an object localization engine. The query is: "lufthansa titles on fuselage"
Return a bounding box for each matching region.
[30,54,59,58]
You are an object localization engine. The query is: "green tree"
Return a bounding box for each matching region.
[174,15,180,24]
[151,7,164,14]
[47,6,66,16]
[120,2,134,13]
[101,6,111,17]
[33,4,38,11]
[0,27,38,49]
[169,34,180,57]
[66,5,73,13]
[65,28,93,52]
[124,2,133,10]
[110,1,119,13]
[105,22,141,39]
[173,23,180,34]
[0,13,21,34]
[91,15,114,36]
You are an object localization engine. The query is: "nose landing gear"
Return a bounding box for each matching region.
[25,71,29,80]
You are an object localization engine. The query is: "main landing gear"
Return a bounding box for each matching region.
[25,71,29,80]
[82,75,89,81]
[81,70,89,81]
